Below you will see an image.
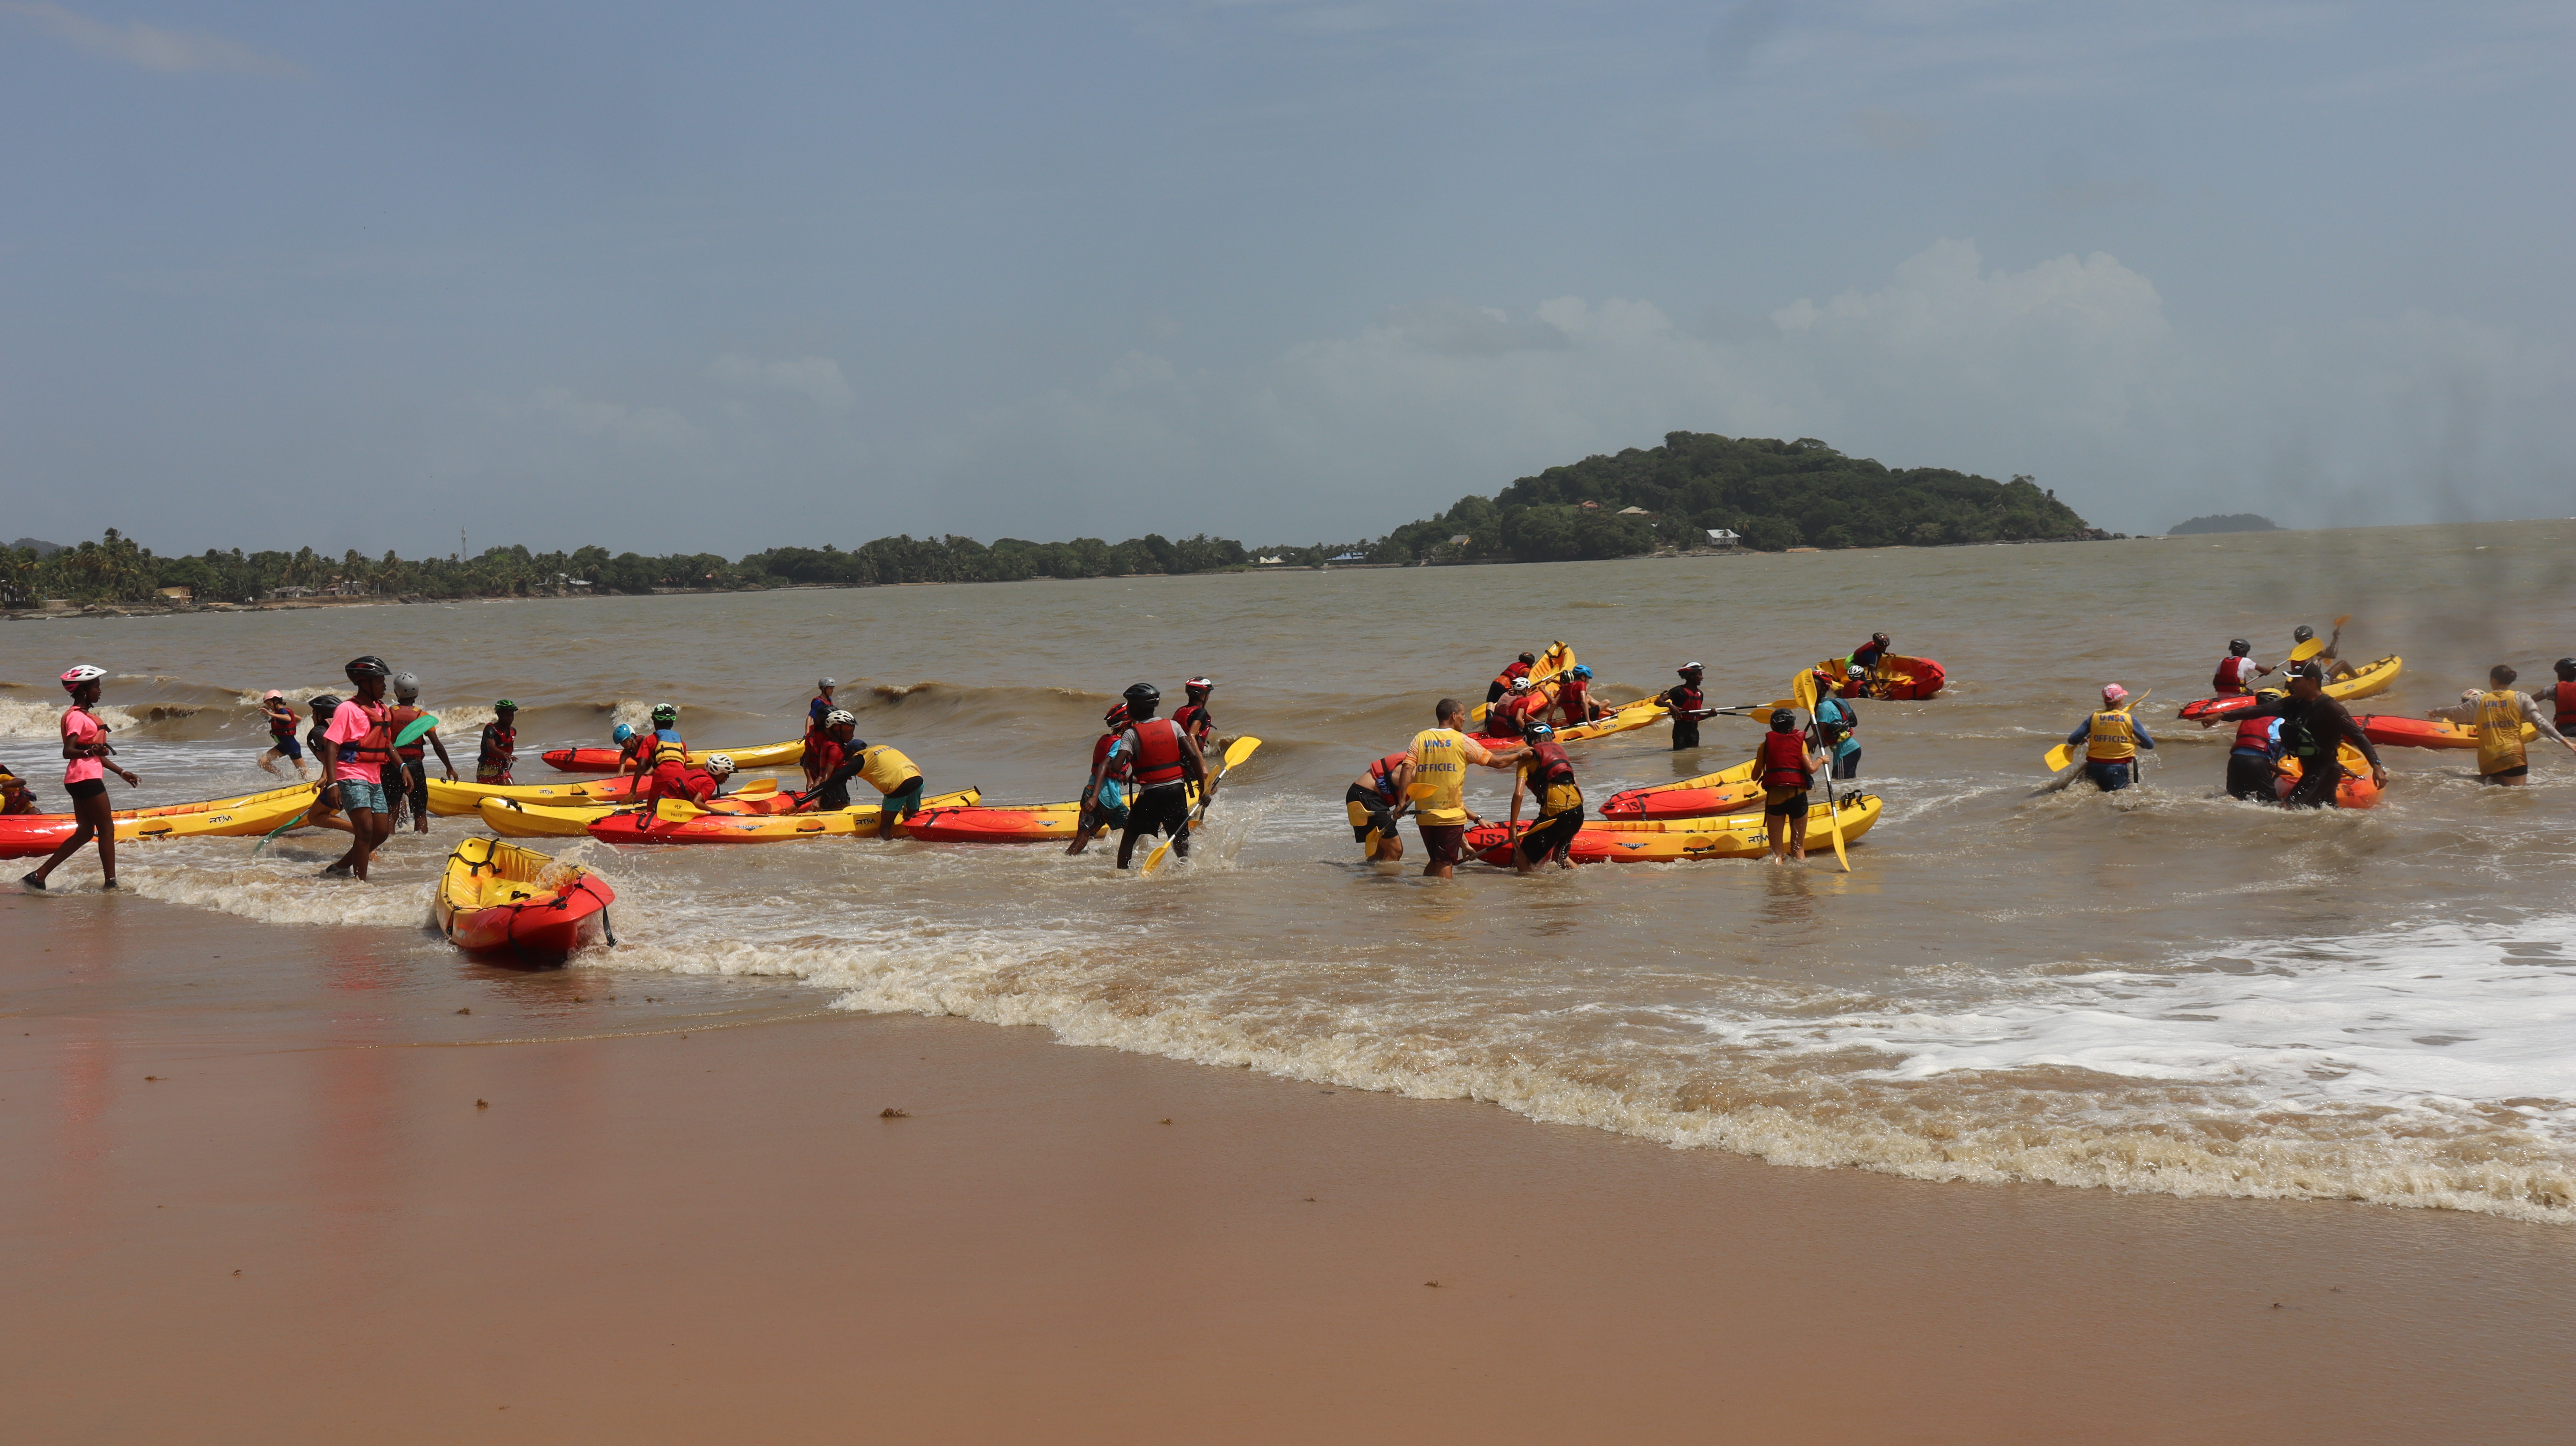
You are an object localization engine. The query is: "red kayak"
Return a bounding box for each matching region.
[541,739,803,773]
[899,801,1087,844]
[1595,781,1765,820]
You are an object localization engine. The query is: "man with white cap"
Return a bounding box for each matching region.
[2065,684,2155,792]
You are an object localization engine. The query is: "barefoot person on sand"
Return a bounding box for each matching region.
[317,657,401,879]
[2425,666,2574,787]
[23,664,140,891]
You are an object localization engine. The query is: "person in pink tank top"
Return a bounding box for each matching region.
[22,664,140,891]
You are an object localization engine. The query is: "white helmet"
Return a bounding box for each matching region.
[704,753,736,775]
[818,677,837,690]
[59,664,107,690]
[1509,677,1533,693]
[825,708,855,727]
[391,670,421,696]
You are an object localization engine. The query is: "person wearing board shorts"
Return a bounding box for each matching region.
[1404,698,1525,879]
[1756,708,1823,863]
[256,690,310,778]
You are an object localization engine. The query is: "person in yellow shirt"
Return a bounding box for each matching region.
[812,714,928,835]
[2065,684,2155,792]
[1405,698,1527,878]
[2426,665,2573,786]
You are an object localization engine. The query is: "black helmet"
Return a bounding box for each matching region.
[650,703,678,723]
[1523,722,1555,740]
[2228,638,2250,656]
[1518,652,1537,665]
[343,655,389,680]
[309,693,341,713]
[1770,708,1798,729]
[2292,625,2315,643]
[1122,682,1160,706]
[2557,657,2576,680]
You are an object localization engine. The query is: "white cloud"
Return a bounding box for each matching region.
[522,388,706,454]
[0,2,303,77]
[708,353,856,411]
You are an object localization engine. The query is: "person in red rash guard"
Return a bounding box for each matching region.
[1172,678,1218,753]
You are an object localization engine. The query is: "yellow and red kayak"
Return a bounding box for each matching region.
[540,738,806,774]
[434,835,613,964]
[428,773,779,817]
[0,782,319,860]
[478,785,805,839]
[1468,793,1880,864]
[2179,656,2403,723]
[1597,759,1760,818]
[579,787,983,843]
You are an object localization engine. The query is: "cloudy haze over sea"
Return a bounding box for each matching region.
[2,0,2567,553]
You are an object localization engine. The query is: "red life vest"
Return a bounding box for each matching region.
[2212,656,2256,695]
[2553,681,2576,725]
[341,701,395,768]
[1366,751,1407,804]
[1492,660,1531,690]
[1668,683,1704,714]
[389,704,428,761]
[1092,730,1133,781]
[1557,679,1589,718]
[2232,716,2281,754]
[1130,717,1188,787]
[1758,731,1811,788]
[1173,702,1212,744]
[1527,740,1574,785]
[478,723,515,767]
[808,738,848,782]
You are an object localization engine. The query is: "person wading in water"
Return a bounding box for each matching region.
[318,656,402,879]
[2066,684,2155,792]
[1405,698,1525,879]
[1091,683,1207,870]
[2230,663,2388,808]
[256,690,310,779]
[1510,722,1585,874]
[1346,748,1411,863]
[1173,678,1219,754]
[2426,665,2573,787]
[1654,663,1713,751]
[21,664,140,891]
[385,672,456,834]
[802,679,838,788]
[1756,708,1823,862]
[476,701,519,785]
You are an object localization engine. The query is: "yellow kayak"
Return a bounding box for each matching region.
[433,836,614,963]
[1470,793,1880,864]
[428,774,780,817]
[1469,641,1576,726]
[1555,696,1667,741]
[1,781,322,859]
[477,779,815,839]
[556,787,986,844]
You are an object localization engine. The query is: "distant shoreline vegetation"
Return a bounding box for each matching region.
[2167,513,2281,535]
[5,432,2112,606]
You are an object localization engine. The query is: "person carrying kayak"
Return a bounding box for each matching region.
[1091,683,1207,869]
[255,690,311,779]
[1173,678,1219,753]
[2425,665,2574,787]
[2224,714,2287,801]
[317,656,403,880]
[475,701,519,785]
[21,664,141,892]
[1488,652,1538,705]
[802,679,838,787]
[1346,749,1412,863]
[1756,708,1824,863]
[2291,624,2357,682]
[2227,663,2388,808]
[1071,702,1134,855]
[1406,698,1525,878]
[811,712,928,836]
[1814,688,1862,779]
[1654,663,1714,751]
[386,672,457,834]
[2211,639,2272,697]
[1509,722,1585,874]
[2067,684,2156,792]
[1555,665,1608,726]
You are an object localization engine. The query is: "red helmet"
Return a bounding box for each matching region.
[1103,702,1130,729]
[1185,676,1215,698]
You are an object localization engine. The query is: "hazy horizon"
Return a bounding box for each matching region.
[4,1,2567,558]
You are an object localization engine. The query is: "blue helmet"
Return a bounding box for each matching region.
[1571,665,1592,680]
[612,723,635,744]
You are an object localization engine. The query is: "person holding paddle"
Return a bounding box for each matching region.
[1654,663,1714,751]
[1093,683,1206,870]
[1508,723,1585,874]
[1756,709,1824,862]
[1346,750,1411,863]
[2211,639,2272,697]
[385,672,456,834]
[2290,622,2357,681]
[2065,684,2156,792]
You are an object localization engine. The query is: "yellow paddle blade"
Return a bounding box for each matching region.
[1406,781,1437,801]
[1792,670,1818,711]
[2044,743,2076,772]
[653,798,702,823]
[1823,795,1850,873]
[1144,736,1261,875]
[2287,638,2323,662]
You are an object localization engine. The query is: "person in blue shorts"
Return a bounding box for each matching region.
[257,689,311,779]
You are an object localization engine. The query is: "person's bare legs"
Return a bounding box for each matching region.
[27,790,118,888]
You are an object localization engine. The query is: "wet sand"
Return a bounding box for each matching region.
[6,899,2570,1443]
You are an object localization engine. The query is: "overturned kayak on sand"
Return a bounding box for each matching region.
[427,773,779,817]
[1467,794,1880,865]
[434,835,614,964]
[539,738,805,774]
[0,782,319,860]
[2178,656,2403,723]
[583,787,983,843]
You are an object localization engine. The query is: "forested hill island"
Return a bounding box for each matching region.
[6,432,2116,608]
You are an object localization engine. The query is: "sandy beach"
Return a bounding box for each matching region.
[7,892,2570,1445]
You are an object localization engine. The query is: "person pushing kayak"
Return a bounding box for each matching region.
[2067,684,2156,792]
[1509,722,1585,874]
[2224,663,2388,808]
[476,701,519,785]
[1407,698,1525,878]
[2211,639,2272,697]
[21,664,140,892]
[1347,749,1412,863]
[1173,678,1219,753]
[1849,633,1892,674]
[811,712,927,835]
[1091,683,1207,869]
[1654,663,1715,751]
[802,679,838,787]
[1071,702,1134,855]
[318,656,402,880]
[1756,708,1824,862]
[1556,665,1608,726]
[386,672,457,835]
[1488,652,1538,705]
[255,690,311,779]
[1813,689,1862,779]
[2425,665,2573,787]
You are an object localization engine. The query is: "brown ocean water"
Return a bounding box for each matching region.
[6,521,2574,1220]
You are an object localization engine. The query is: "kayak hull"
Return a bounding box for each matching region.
[1468,794,1880,864]
[1814,654,1944,701]
[2355,714,2533,750]
[583,787,982,843]
[2179,656,2403,723]
[540,739,805,774]
[479,788,800,839]
[429,774,778,817]
[1598,759,1760,818]
[0,782,320,859]
[2274,745,2384,809]
[434,835,613,965]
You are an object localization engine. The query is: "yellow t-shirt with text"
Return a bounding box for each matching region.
[1406,728,1496,826]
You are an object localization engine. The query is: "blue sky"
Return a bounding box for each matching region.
[2,0,2568,556]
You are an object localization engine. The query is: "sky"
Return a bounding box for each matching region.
[2,0,2569,557]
